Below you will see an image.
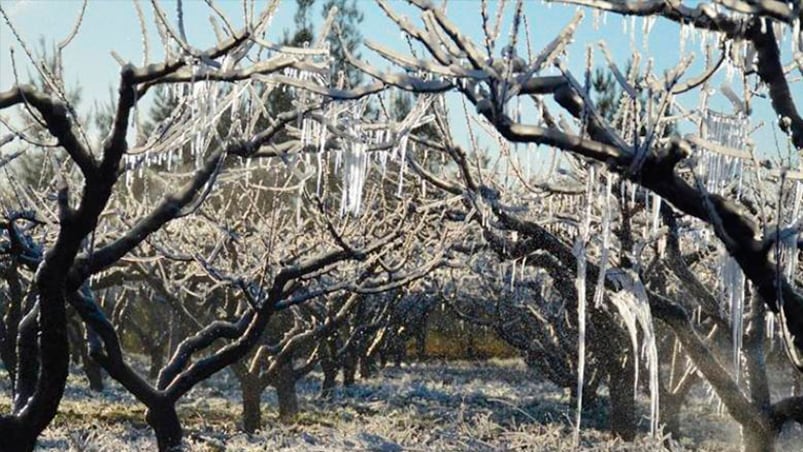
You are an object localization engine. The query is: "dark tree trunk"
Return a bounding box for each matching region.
[81,346,105,392]
[661,392,683,442]
[146,401,183,452]
[1,266,24,390]
[240,376,263,433]
[0,418,37,452]
[414,325,427,361]
[13,309,39,412]
[343,349,357,386]
[319,339,338,399]
[360,350,377,377]
[148,345,164,381]
[78,323,104,391]
[273,363,298,423]
[741,426,774,452]
[321,366,337,398]
[9,285,71,449]
[606,350,636,441]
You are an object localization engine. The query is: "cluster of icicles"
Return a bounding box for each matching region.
[329,94,436,215]
[591,5,802,86]
[121,58,436,217]
[527,104,802,440]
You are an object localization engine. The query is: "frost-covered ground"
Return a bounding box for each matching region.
[1,358,800,451]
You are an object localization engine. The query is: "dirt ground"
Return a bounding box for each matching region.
[1,358,801,451]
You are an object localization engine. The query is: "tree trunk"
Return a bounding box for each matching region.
[0,418,36,452]
[145,401,183,452]
[1,266,24,391]
[82,350,104,392]
[320,343,338,399]
[273,363,298,423]
[606,350,636,441]
[741,425,774,452]
[79,337,104,391]
[148,345,164,381]
[13,309,39,412]
[415,325,427,361]
[240,376,263,433]
[343,350,357,386]
[360,350,377,377]
[660,392,683,443]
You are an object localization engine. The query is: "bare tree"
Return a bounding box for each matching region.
[348,1,803,449]
[0,1,446,449]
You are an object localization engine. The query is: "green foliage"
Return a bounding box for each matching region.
[591,68,618,122]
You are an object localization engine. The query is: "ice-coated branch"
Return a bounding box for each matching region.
[750,19,803,148]
[371,0,803,369]
[69,150,226,285]
[552,0,803,148]
[68,288,163,407]
[0,85,96,176]
[136,58,327,98]
[550,0,763,34]
[159,220,408,401]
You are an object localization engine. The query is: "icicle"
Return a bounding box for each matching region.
[296,185,303,225]
[340,142,368,216]
[316,151,324,196]
[573,166,593,445]
[642,16,654,48]
[766,310,776,341]
[521,256,527,285]
[397,135,409,197]
[510,259,517,291]
[593,170,611,308]
[608,270,661,436]
[573,235,587,446]
[722,256,745,382]
[680,22,688,55]
[788,182,802,285]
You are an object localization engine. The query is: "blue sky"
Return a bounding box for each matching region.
[0,0,799,162]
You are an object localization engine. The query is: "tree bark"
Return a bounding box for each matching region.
[343,349,357,386]
[148,345,164,382]
[13,308,39,412]
[320,339,338,399]
[240,376,263,433]
[0,418,37,452]
[78,323,104,391]
[273,363,298,423]
[145,401,183,452]
[661,391,683,442]
[81,346,105,392]
[605,349,636,441]
[740,426,774,452]
[0,265,24,391]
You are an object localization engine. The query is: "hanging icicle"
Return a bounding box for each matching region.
[340,141,368,216]
[608,269,661,436]
[721,256,746,382]
[573,165,594,445]
[593,170,611,308]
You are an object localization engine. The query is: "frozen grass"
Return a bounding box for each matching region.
[1,358,800,450]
